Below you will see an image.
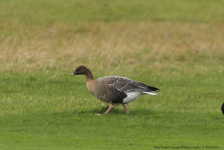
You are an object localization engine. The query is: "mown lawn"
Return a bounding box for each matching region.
[0,72,223,149]
[1,0,224,149]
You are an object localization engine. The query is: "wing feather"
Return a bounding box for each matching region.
[96,76,159,97]
[94,79,127,103]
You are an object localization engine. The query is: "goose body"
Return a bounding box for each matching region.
[71,65,160,114]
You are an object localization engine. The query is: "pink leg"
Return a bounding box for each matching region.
[122,104,129,113]
[104,104,114,114]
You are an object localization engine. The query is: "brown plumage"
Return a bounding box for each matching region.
[71,65,160,114]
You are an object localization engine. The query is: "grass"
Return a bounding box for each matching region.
[0,111,222,149]
[1,0,224,149]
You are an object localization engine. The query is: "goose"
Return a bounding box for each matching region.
[71,65,160,114]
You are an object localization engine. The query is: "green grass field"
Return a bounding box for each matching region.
[1,0,224,149]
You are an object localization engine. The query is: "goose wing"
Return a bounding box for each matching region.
[94,79,127,103]
[97,76,159,93]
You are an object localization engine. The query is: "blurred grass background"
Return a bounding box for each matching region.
[1,0,224,74]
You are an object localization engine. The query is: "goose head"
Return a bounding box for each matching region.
[71,65,90,76]
[71,65,94,80]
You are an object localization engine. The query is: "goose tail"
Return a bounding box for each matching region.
[147,86,160,92]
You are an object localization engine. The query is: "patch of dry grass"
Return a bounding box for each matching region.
[1,21,224,75]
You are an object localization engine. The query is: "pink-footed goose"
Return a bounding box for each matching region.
[71,65,160,114]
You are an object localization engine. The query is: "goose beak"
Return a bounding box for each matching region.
[71,71,76,76]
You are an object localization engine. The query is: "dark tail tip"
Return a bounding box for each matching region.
[147,86,160,92]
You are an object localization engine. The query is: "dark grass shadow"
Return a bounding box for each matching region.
[46,106,157,117]
[80,106,158,116]
[34,106,224,121]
